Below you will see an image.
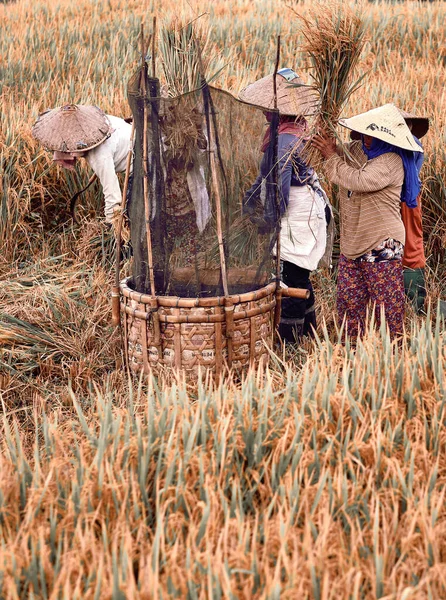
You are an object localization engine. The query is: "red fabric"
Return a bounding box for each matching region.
[260,120,308,152]
[401,198,426,269]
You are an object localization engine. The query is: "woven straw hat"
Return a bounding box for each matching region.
[341,103,422,152]
[238,68,318,117]
[32,104,112,152]
[393,108,429,139]
[350,107,429,141]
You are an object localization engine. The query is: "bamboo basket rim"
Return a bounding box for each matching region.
[121,299,276,323]
[120,277,277,308]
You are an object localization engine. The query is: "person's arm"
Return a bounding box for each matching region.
[243,170,264,214]
[86,146,122,223]
[312,133,402,192]
[335,143,346,158]
[278,133,303,214]
[323,152,402,192]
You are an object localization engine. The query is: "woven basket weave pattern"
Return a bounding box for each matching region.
[32,105,112,152]
[121,279,275,379]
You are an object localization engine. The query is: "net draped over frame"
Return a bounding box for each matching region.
[127,67,281,299]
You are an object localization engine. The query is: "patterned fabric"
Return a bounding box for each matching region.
[324,141,406,259]
[356,238,404,263]
[164,164,195,217]
[337,254,405,339]
[279,261,316,343]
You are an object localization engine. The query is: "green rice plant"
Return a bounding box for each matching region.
[0,313,445,597]
[0,0,445,595]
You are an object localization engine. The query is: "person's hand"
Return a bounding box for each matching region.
[111,207,130,243]
[311,132,337,159]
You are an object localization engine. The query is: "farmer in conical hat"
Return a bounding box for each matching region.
[350,108,430,313]
[312,103,424,338]
[239,68,333,343]
[32,104,132,228]
[398,109,429,313]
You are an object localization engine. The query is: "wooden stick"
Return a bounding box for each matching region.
[142,22,163,363]
[272,35,283,335]
[152,16,157,79]
[273,36,280,111]
[69,174,97,222]
[209,149,229,298]
[112,122,135,328]
[140,24,156,297]
[281,287,310,299]
[195,38,229,300]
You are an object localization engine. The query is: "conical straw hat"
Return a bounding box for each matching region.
[238,68,318,117]
[350,106,429,141]
[340,103,422,152]
[32,105,112,152]
[396,108,429,139]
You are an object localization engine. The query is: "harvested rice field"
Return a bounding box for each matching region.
[0,0,445,597]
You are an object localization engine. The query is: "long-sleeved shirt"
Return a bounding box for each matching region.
[85,115,132,222]
[244,133,313,217]
[324,141,406,259]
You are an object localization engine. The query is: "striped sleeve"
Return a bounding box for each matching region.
[324,152,403,193]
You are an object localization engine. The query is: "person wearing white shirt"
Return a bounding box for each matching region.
[32,104,132,225]
[82,115,132,223]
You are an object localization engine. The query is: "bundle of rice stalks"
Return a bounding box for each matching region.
[161,102,207,165]
[290,2,368,164]
[158,19,223,167]
[159,18,223,97]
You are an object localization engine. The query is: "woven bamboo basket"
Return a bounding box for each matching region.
[120,278,276,380]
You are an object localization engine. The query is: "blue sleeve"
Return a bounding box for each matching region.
[413,136,424,175]
[243,172,263,213]
[243,153,267,214]
[278,133,303,215]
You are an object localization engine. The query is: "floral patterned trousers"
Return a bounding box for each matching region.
[337,255,405,339]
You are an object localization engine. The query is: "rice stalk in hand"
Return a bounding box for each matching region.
[289,2,368,165]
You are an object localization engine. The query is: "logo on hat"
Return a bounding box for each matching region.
[366,123,396,138]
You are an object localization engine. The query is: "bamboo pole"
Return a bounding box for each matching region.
[209,149,229,298]
[281,287,310,299]
[140,24,156,298]
[152,16,157,78]
[272,36,283,336]
[112,121,135,327]
[196,37,229,300]
[143,21,163,359]
[208,122,233,368]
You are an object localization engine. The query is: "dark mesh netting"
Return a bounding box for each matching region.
[127,67,280,298]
